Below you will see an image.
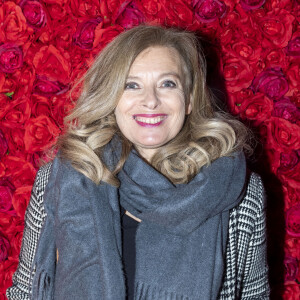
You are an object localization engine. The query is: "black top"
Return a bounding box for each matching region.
[121,207,139,300]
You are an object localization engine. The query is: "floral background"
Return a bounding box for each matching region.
[0,0,299,298]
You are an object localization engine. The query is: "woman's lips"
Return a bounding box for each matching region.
[133,114,167,127]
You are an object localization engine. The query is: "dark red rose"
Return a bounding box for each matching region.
[286,204,300,237]
[227,88,254,115]
[286,36,300,57]
[0,129,8,159]
[272,99,300,125]
[239,92,273,126]
[73,18,103,50]
[193,0,227,23]
[33,76,69,97]
[0,44,23,73]
[221,57,253,92]
[0,178,15,214]
[286,63,300,89]
[0,2,34,45]
[33,45,71,84]
[5,128,25,154]
[24,115,61,153]
[0,96,31,128]
[51,95,74,128]
[0,156,36,188]
[114,0,145,29]
[19,0,47,30]
[251,68,289,100]
[256,8,294,48]
[277,150,300,190]
[284,255,299,281]
[0,258,18,293]
[240,0,265,11]
[0,213,14,231]
[283,283,300,299]
[0,233,10,262]
[12,185,32,218]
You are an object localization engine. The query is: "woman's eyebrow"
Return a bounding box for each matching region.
[127,72,182,80]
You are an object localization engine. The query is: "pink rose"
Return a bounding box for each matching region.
[286,204,300,237]
[73,18,102,50]
[193,0,226,23]
[251,68,289,100]
[19,0,47,30]
[240,0,265,10]
[0,44,23,73]
[0,178,15,214]
[284,255,299,281]
[272,99,300,125]
[114,1,145,29]
[0,129,8,159]
[33,76,69,97]
[0,233,10,262]
[286,36,300,57]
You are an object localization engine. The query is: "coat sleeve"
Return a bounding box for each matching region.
[6,163,52,300]
[240,174,270,299]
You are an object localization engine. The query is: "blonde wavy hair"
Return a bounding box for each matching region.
[58,25,251,186]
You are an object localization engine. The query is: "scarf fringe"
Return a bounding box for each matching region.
[135,281,190,300]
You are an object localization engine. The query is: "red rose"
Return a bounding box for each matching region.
[93,25,124,52]
[4,128,25,154]
[73,18,103,50]
[284,255,299,281]
[33,76,69,97]
[69,0,102,18]
[12,185,32,218]
[0,156,36,188]
[33,45,71,84]
[221,57,253,92]
[0,96,31,128]
[0,44,23,74]
[51,95,74,128]
[0,258,18,294]
[264,48,289,69]
[0,233,10,262]
[0,178,15,214]
[260,117,300,151]
[31,94,51,117]
[272,99,300,125]
[255,8,294,48]
[251,68,289,100]
[161,0,193,27]
[19,0,47,30]
[0,129,8,159]
[0,2,34,45]
[239,92,273,126]
[283,283,300,300]
[5,218,24,257]
[13,65,36,98]
[24,115,61,153]
[240,0,265,10]
[193,0,227,23]
[286,63,300,89]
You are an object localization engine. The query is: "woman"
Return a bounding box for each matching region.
[7,25,269,300]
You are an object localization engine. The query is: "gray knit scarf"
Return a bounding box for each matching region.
[31,148,246,300]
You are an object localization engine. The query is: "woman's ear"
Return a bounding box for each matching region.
[186,95,192,115]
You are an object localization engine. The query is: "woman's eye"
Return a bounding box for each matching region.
[161,80,176,88]
[125,82,139,89]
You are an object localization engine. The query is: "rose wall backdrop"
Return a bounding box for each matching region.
[0,0,299,298]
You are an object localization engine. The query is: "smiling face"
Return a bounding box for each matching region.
[115,46,192,161]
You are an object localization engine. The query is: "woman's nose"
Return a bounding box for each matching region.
[142,87,160,109]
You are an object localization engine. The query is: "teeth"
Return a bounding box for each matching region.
[134,116,166,124]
